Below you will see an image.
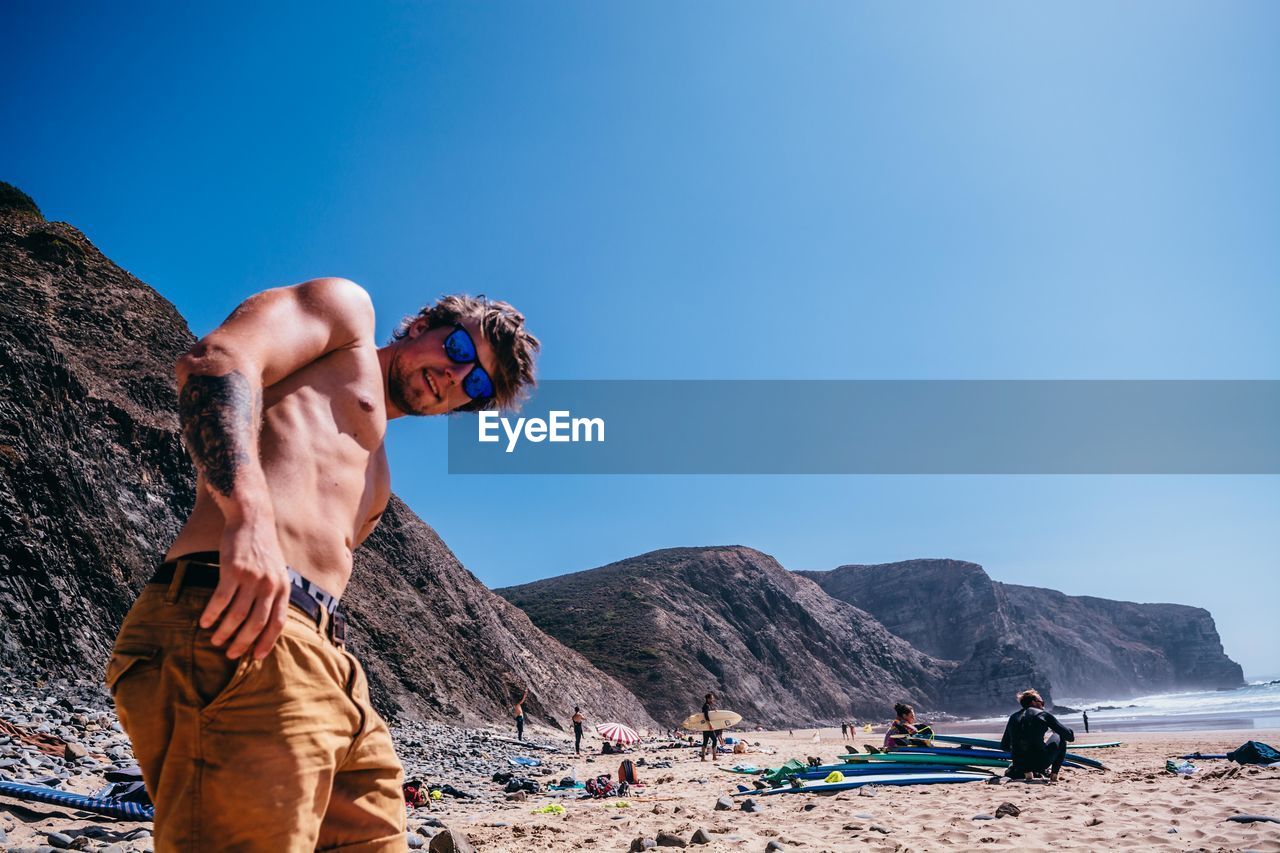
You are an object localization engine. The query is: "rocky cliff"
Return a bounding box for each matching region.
[0,183,654,730]
[497,546,957,727]
[802,559,1243,703]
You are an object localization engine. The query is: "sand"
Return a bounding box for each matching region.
[2,727,1277,851]
[452,727,1280,852]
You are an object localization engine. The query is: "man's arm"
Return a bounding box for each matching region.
[177,278,375,660]
[1043,712,1075,743]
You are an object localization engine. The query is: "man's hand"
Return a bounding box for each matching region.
[201,513,291,660]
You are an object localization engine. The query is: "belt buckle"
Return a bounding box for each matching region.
[329,612,347,646]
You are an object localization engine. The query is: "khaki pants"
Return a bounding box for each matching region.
[106,582,406,852]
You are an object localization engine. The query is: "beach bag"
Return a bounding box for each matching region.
[1227,741,1280,765]
[618,759,639,784]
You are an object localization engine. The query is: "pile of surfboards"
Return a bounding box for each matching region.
[733,733,1109,796]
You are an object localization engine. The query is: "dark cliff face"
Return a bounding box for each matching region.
[798,560,1053,712]
[497,546,956,728]
[0,187,654,729]
[803,558,1243,706]
[999,584,1244,698]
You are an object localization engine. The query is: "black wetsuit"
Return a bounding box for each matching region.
[701,702,719,751]
[573,720,583,753]
[1000,707,1074,775]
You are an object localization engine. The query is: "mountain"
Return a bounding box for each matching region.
[0,183,654,730]
[801,559,1243,703]
[497,546,958,727]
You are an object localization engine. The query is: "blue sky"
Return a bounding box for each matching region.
[4,2,1277,677]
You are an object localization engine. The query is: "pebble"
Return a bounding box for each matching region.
[45,832,74,849]
[869,824,891,834]
[765,842,785,852]
[428,828,476,853]
[690,828,711,845]
[715,796,734,811]
[656,830,687,847]
[972,814,994,821]
[740,798,759,813]
[629,838,657,851]
[406,833,426,849]
[995,802,1021,819]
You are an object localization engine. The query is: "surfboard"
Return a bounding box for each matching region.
[0,781,154,821]
[682,710,742,732]
[892,742,1107,770]
[737,771,989,795]
[1069,741,1122,749]
[837,752,1012,768]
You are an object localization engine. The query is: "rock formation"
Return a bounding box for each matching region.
[802,559,1243,703]
[497,546,956,727]
[0,183,654,730]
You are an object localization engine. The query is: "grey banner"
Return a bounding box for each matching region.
[446,380,1280,474]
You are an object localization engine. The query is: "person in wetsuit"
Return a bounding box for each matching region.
[883,702,933,749]
[1000,689,1074,782]
[699,693,721,762]
[513,688,528,741]
[572,706,585,755]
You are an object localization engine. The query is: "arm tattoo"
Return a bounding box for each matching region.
[178,371,260,497]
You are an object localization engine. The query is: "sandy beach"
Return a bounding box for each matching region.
[452,727,1280,852]
[6,708,1277,852]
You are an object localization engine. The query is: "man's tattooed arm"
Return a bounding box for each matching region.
[178,371,262,497]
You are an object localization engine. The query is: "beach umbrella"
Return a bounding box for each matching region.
[596,722,640,745]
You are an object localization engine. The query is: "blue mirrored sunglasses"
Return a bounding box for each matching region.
[442,324,495,403]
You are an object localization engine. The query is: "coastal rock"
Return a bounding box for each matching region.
[0,184,655,730]
[801,559,1243,708]
[995,802,1021,818]
[690,828,711,845]
[428,829,476,853]
[655,831,687,847]
[498,547,953,725]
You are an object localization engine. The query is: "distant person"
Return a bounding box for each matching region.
[1082,710,1090,733]
[884,702,929,749]
[1000,689,1074,783]
[699,692,721,762]
[513,688,528,742]
[572,706,585,755]
[840,721,848,738]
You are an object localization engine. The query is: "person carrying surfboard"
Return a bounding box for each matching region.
[1000,689,1075,783]
[699,692,721,761]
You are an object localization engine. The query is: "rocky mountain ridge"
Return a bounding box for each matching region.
[498,546,958,727]
[0,183,654,730]
[801,559,1243,702]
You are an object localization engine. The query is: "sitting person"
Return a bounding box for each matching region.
[883,702,931,749]
[1000,689,1074,782]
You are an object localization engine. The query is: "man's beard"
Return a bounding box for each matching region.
[387,351,428,416]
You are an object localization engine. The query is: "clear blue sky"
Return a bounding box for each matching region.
[4,2,1277,677]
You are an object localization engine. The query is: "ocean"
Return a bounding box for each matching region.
[961,680,1280,733]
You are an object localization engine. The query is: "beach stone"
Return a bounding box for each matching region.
[765,842,785,852]
[1226,815,1280,824]
[46,833,74,849]
[652,803,669,814]
[995,802,1021,818]
[690,828,711,845]
[854,813,874,820]
[629,838,657,851]
[1085,817,1103,827]
[858,785,877,797]
[1167,827,1177,833]
[406,834,425,850]
[505,790,527,802]
[869,824,891,834]
[802,803,816,811]
[656,831,687,847]
[714,796,733,811]
[428,829,476,853]
[62,742,88,761]
[740,798,759,813]
[972,814,994,821]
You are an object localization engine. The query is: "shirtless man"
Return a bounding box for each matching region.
[105,279,539,851]
[513,687,529,741]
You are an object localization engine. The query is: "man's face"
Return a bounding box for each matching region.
[387,319,499,416]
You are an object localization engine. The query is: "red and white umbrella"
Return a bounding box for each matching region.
[596,722,640,745]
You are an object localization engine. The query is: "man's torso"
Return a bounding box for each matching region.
[167,342,390,596]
